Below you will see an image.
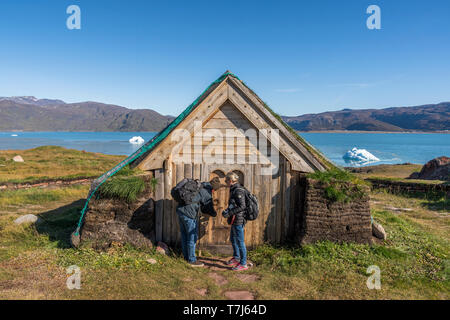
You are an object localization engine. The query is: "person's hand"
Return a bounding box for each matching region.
[222,208,229,217]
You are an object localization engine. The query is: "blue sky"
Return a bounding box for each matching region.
[0,0,449,116]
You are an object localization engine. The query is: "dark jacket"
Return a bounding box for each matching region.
[222,183,247,225]
[174,182,217,220]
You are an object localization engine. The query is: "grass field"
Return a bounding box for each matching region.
[348,163,447,184]
[0,147,448,299]
[0,146,125,184]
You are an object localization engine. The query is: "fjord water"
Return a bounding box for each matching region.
[0,132,158,157]
[0,131,448,167]
[301,132,449,166]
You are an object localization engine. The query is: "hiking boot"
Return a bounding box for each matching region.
[226,258,240,266]
[232,263,248,271]
[189,261,204,267]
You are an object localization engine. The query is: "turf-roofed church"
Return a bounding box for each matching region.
[74,71,372,252]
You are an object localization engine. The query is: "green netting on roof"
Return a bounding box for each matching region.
[73,70,333,239]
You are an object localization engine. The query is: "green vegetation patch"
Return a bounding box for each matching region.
[249,209,449,291]
[0,146,125,184]
[97,175,146,203]
[0,185,88,208]
[307,168,369,202]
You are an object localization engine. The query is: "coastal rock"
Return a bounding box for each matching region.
[408,156,449,181]
[14,214,41,225]
[13,155,24,162]
[372,222,386,240]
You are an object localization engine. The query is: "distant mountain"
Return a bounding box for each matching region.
[0,96,448,132]
[0,96,66,106]
[281,102,450,132]
[0,97,174,132]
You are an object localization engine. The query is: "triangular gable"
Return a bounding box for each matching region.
[74,71,332,237]
[131,71,330,172]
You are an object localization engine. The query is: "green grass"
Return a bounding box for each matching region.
[0,185,88,208]
[307,168,369,202]
[0,170,448,299]
[97,175,146,203]
[0,146,125,184]
[367,176,445,185]
[250,210,448,286]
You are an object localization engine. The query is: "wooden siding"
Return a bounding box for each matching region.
[152,160,304,248]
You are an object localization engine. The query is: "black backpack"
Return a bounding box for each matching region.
[171,178,202,205]
[237,187,259,221]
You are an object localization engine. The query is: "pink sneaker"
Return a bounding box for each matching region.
[232,263,249,271]
[226,258,240,266]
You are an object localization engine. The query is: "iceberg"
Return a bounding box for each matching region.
[343,147,380,164]
[129,136,145,145]
[11,134,18,137]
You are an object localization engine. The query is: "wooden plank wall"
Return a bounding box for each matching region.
[150,99,306,247]
[152,162,304,247]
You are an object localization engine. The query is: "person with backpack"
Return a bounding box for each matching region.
[171,177,220,267]
[222,172,250,271]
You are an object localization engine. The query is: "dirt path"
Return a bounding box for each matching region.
[0,178,93,190]
[197,256,258,300]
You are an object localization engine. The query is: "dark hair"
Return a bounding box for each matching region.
[210,177,221,190]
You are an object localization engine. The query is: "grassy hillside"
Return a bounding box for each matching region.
[0,146,125,184]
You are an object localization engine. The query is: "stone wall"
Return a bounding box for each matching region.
[80,193,155,250]
[298,178,372,245]
[367,178,449,197]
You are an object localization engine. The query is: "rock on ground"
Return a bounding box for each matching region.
[224,290,254,300]
[235,274,260,283]
[409,156,450,181]
[14,214,40,225]
[195,288,208,296]
[372,222,387,240]
[13,155,24,162]
[146,258,157,264]
[208,272,228,286]
[156,241,169,255]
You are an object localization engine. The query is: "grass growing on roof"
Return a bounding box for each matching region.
[307,168,369,202]
[97,175,146,203]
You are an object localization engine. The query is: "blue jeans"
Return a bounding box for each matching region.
[230,224,247,265]
[177,213,198,263]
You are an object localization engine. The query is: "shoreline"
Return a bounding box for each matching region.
[298,130,449,134]
[1,130,448,134]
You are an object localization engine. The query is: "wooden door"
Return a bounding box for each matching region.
[198,168,246,252]
[208,169,230,244]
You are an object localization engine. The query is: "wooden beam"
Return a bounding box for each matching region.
[226,85,315,173]
[227,77,326,172]
[137,82,229,171]
[154,168,164,242]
